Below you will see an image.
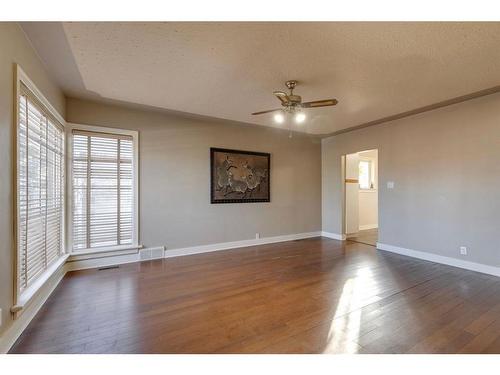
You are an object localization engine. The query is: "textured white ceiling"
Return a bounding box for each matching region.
[23,22,500,134]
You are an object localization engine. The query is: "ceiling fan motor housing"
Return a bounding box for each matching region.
[286,95,302,105]
[284,80,301,106]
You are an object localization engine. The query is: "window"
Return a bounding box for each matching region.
[359,160,373,190]
[71,127,138,251]
[16,82,65,296]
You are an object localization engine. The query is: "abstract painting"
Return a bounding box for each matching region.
[210,148,270,203]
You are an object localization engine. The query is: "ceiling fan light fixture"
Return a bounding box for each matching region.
[274,112,285,124]
[251,81,338,125]
[294,111,306,124]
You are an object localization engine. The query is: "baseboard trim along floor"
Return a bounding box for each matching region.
[164,231,325,258]
[320,231,346,241]
[377,242,500,278]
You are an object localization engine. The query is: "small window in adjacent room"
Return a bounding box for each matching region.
[70,127,139,252]
[359,160,373,190]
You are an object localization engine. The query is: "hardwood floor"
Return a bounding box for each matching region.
[9,237,500,354]
[347,228,378,246]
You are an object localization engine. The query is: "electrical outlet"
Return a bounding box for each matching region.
[460,246,467,255]
[387,181,395,189]
[255,233,260,239]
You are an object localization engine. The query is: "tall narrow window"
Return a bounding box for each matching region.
[17,85,65,293]
[72,130,136,251]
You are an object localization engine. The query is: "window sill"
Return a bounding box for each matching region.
[359,189,377,193]
[12,254,69,314]
[68,244,143,261]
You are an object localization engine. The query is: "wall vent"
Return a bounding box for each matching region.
[140,246,165,261]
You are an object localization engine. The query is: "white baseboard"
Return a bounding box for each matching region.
[66,247,168,271]
[320,231,346,241]
[67,232,323,268]
[377,242,500,278]
[0,265,66,354]
[359,224,378,230]
[164,231,322,258]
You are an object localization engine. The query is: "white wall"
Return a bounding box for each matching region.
[359,191,378,230]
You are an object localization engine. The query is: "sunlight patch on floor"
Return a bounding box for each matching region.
[323,267,375,353]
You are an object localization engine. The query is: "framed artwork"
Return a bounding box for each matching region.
[210,147,270,204]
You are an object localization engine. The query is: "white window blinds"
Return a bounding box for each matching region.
[17,86,65,293]
[72,130,134,250]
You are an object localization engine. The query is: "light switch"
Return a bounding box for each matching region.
[387,181,395,189]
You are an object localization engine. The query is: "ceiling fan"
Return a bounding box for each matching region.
[251,80,338,124]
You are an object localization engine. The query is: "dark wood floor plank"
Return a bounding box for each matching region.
[9,237,500,354]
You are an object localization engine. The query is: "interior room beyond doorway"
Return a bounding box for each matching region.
[344,149,378,246]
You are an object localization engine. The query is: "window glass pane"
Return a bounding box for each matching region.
[72,135,88,250]
[359,160,371,189]
[18,90,64,293]
[72,132,134,250]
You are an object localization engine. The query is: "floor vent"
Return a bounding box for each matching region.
[98,265,120,271]
[140,246,165,261]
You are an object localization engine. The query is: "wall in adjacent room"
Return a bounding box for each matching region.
[358,191,378,230]
[66,98,322,252]
[322,92,500,267]
[0,23,65,335]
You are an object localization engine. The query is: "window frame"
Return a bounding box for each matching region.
[67,123,140,255]
[13,65,68,313]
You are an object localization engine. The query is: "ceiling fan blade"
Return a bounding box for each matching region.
[251,108,282,115]
[273,91,290,105]
[301,99,338,108]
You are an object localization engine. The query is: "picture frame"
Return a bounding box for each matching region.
[210,147,270,204]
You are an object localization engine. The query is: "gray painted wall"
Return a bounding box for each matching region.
[66,98,322,251]
[322,92,500,267]
[0,23,65,335]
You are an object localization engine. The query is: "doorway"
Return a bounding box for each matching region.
[342,149,378,246]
